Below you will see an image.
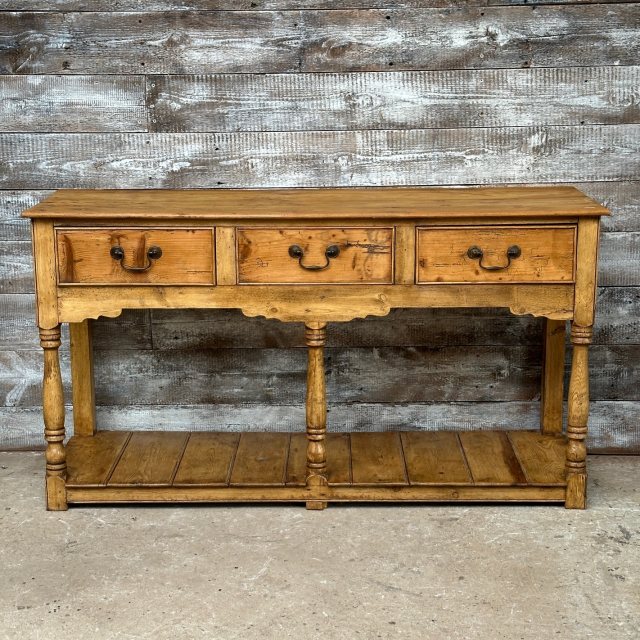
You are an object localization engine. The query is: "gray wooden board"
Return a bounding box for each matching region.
[0,76,147,133]
[1,3,638,452]
[0,191,51,241]
[2,401,638,454]
[0,127,638,189]
[1,7,638,74]
[1,287,638,351]
[0,242,33,294]
[1,67,638,135]
[2,346,639,409]
[0,296,152,351]
[599,233,640,287]
[2,2,635,11]
[147,67,640,132]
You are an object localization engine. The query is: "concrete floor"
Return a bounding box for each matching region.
[0,453,638,640]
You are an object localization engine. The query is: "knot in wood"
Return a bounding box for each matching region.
[570,325,593,345]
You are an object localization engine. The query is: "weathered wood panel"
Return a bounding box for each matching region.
[301,6,640,72]
[2,345,639,409]
[1,1,636,10]
[0,127,638,189]
[149,67,640,132]
[1,7,638,75]
[0,76,147,133]
[2,402,637,454]
[0,191,51,241]
[595,287,640,346]
[577,181,640,232]
[0,242,33,294]
[149,288,640,349]
[1,2,638,453]
[599,232,640,286]
[3,2,634,11]
[1,287,637,352]
[0,295,151,351]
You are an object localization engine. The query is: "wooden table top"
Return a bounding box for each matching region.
[23,186,608,219]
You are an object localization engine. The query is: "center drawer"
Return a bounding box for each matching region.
[56,227,215,285]
[236,227,394,284]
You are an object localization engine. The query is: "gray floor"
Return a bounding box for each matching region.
[0,453,638,640]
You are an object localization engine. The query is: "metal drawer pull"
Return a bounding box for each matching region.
[467,244,521,271]
[288,244,340,271]
[110,245,163,272]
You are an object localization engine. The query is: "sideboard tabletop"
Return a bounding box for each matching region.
[23,186,608,220]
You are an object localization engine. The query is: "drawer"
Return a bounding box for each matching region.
[416,225,575,284]
[56,228,215,285]
[237,227,394,284]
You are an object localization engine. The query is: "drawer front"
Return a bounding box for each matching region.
[237,227,394,284]
[416,226,575,284]
[56,228,215,285]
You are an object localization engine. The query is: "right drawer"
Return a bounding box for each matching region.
[416,225,576,284]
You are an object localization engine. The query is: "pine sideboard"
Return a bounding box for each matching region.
[23,186,608,511]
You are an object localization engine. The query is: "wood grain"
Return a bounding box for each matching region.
[4,128,637,188]
[350,432,407,484]
[508,431,566,485]
[416,225,576,284]
[4,1,632,10]
[66,431,130,487]
[24,186,607,219]
[237,227,394,284]
[540,318,566,434]
[56,228,215,285]
[0,76,147,132]
[229,432,290,486]
[69,320,96,436]
[108,431,188,486]
[459,431,527,485]
[1,7,638,74]
[149,67,640,133]
[401,431,471,484]
[173,432,239,486]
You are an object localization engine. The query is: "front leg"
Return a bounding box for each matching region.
[40,325,67,511]
[565,324,592,509]
[305,322,328,510]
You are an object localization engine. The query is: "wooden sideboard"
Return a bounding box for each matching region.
[23,186,608,511]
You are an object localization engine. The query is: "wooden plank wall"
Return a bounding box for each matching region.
[1,2,639,452]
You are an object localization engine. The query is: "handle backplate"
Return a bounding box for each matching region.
[288,244,340,271]
[110,245,163,272]
[467,245,521,271]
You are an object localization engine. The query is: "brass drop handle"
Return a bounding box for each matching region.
[467,245,521,271]
[288,244,340,271]
[110,245,163,272]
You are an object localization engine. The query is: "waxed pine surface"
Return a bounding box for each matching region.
[1,2,639,450]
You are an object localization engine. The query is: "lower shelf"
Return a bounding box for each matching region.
[65,430,568,505]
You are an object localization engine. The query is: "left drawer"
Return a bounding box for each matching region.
[56,228,215,285]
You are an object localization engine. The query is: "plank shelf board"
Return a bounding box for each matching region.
[65,430,568,504]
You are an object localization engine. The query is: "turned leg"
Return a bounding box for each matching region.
[305,322,328,510]
[40,325,67,511]
[565,324,592,509]
[70,320,96,437]
[540,319,566,434]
